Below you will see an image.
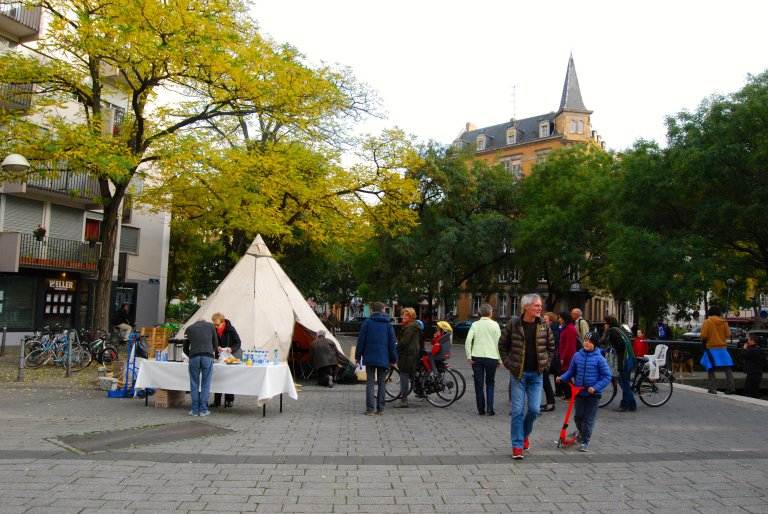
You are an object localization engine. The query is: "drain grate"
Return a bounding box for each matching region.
[52,421,235,454]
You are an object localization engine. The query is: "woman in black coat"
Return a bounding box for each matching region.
[211,312,242,408]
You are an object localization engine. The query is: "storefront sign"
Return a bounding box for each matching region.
[47,279,76,291]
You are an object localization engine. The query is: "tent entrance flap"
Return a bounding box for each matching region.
[289,322,317,379]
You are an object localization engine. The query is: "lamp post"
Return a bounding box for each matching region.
[1,153,31,173]
[725,278,736,318]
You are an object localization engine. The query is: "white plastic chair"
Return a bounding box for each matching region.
[644,344,668,380]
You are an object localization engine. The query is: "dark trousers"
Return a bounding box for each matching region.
[542,368,556,405]
[744,374,762,398]
[316,365,336,386]
[573,395,600,443]
[213,392,234,406]
[471,357,497,414]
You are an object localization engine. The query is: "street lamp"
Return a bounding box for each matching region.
[725,278,736,318]
[1,153,30,173]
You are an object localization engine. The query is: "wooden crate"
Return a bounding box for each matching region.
[154,389,186,408]
[141,327,173,354]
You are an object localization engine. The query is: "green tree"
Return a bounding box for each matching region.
[511,144,613,309]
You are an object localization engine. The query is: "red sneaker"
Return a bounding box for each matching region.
[512,448,524,460]
[523,437,530,451]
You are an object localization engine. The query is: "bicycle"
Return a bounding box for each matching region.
[24,327,92,371]
[384,351,466,408]
[598,346,673,408]
[78,328,121,366]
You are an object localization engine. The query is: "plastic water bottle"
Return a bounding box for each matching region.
[273,349,279,365]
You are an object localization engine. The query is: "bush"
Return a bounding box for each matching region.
[166,300,200,323]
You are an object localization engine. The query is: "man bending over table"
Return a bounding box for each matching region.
[183,319,218,416]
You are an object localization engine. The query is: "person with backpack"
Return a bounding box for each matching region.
[571,308,590,341]
[558,312,579,401]
[603,315,636,412]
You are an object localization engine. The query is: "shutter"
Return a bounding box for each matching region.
[120,226,139,254]
[3,196,44,233]
[50,204,84,241]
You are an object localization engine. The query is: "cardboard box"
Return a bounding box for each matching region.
[154,389,186,408]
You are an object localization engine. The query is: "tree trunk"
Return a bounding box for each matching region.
[92,184,128,331]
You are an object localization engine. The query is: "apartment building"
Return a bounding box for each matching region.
[0,3,170,334]
[451,55,629,326]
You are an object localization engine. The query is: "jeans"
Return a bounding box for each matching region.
[400,371,411,400]
[707,367,735,393]
[619,359,637,410]
[189,355,214,414]
[471,357,497,414]
[366,365,387,412]
[573,395,600,443]
[509,371,543,449]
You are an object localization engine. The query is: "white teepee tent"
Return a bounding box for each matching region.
[176,235,341,359]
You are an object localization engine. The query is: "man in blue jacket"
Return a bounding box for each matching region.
[355,302,397,415]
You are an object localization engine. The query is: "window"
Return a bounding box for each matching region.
[499,158,511,172]
[498,267,520,283]
[536,150,550,163]
[472,294,482,316]
[0,275,36,330]
[510,295,519,317]
[578,120,584,134]
[506,128,516,145]
[119,226,140,255]
[498,295,508,318]
[122,195,133,224]
[570,119,577,133]
[539,122,549,138]
[476,135,485,151]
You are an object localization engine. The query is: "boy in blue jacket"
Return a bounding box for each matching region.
[556,332,612,452]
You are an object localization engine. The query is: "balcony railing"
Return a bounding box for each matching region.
[26,165,102,200]
[0,2,42,37]
[18,233,100,273]
[0,82,33,110]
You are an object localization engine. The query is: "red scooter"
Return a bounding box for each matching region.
[556,383,584,448]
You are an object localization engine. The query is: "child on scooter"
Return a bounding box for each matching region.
[556,332,612,452]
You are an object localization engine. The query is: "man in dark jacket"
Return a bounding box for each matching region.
[648,317,672,341]
[310,330,343,387]
[183,319,217,417]
[498,293,554,460]
[355,302,397,415]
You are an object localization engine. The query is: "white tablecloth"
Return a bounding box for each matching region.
[134,361,298,401]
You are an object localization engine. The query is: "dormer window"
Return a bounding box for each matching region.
[476,135,486,151]
[506,128,516,145]
[539,122,550,138]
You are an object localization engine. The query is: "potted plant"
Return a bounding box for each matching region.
[33,225,46,242]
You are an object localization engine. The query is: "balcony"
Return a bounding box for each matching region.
[25,163,102,202]
[18,233,100,273]
[0,2,42,41]
[0,82,33,111]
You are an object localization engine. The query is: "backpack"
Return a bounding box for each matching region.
[574,331,583,351]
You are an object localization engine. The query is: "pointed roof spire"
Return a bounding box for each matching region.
[559,53,588,112]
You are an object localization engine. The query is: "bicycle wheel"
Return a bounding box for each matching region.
[24,348,49,369]
[385,368,402,402]
[599,377,617,408]
[98,344,119,366]
[424,369,459,408]
[638,367,673,407]
[69,347,93,371]
[448,367,467,401]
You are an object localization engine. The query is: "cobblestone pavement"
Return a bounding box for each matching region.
[0,336,766,513]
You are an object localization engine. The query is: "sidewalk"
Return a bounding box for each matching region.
[0,336,767,513]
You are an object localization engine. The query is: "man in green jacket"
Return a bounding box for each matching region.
[465,303,501,416]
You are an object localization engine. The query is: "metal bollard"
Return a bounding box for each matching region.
[65,330,72,378]
[0,326,6,356]
[17,336,25,382]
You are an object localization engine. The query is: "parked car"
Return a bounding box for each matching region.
[451,320,474,340]
[682,325,747,344]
